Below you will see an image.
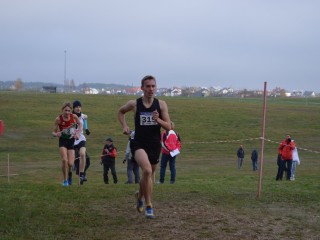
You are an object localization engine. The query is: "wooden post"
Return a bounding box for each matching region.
[257,82,267,198]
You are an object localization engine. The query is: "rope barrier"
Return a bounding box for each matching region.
[183,136,320,154]
[1,136,319,174]
[183,137,261,144]
[44,136,320,161]
[263,138,320,154]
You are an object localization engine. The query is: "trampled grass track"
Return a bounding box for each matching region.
[0,92,319,239]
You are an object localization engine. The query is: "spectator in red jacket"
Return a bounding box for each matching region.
[158,121,181,184]
[276,135,295,181]
[101,137,118,184]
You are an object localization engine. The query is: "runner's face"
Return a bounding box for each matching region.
[142,79,156,98]
[62,107,72,117]
[73,106,81,113]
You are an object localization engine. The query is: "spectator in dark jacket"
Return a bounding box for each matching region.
[251,149,258,171]
[237,145,245,169]
[101,137,118,184]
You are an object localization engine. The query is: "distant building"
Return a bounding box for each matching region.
[124,87,141,95]
[42,86,57,93]
[171,88,182,96]
[84,88,99,94]
[303,91,316,97]
[201,88,210,97]
[292,90,303,97]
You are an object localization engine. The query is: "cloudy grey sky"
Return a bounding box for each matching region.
[1,0,319,91]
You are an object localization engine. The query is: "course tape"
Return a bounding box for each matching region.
[184,137,261,144]
[78,137,320,160]
[184,137,320,154]
[262,138,320,154]
[2,137,318,167]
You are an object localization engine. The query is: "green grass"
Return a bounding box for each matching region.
[0,92,320,239]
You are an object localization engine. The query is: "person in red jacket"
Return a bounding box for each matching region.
[101,137,118,184]
[277,134,296,181]
[158,121,181,184]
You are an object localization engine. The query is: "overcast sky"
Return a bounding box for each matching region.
[1,0,319,91]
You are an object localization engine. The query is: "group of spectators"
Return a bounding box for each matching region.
[276,134,300,181]
[236,144,258,171]
[237,134,300,181]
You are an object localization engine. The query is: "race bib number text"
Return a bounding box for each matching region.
[140,112,158,126]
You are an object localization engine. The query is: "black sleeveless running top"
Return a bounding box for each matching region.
[134,97,162,142]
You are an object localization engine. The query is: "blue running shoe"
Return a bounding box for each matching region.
[135,191,144,213]
[62,180,69,187]
[68,177,72,185]
[145,207,154,219]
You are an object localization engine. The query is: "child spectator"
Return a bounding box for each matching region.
[291,141,300,181]
[100,137,118,184]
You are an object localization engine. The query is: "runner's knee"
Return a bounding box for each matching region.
[142,167,152,177]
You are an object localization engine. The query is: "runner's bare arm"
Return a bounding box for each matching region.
[52,117,61,137]
[154,100,171,131]
[118,100,136,135]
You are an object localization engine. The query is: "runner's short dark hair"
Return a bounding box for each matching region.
[141,75,156,87]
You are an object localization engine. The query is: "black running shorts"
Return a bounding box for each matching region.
[131,140,161,165]
[59,137,75,150]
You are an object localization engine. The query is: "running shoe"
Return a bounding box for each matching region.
[79,177,84,185]
[135,191,144,213]
[68,177,72,185]
[62,180,69,187]
[145,206,154,219]
[83,173,87,182]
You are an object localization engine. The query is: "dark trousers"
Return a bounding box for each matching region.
[159,153,176,183]
[102,159,117,184]
[276,159,285,180]
[284,160,293,180]
[276,157,293,180]
[252,159,258,171]
[127,158,140,184]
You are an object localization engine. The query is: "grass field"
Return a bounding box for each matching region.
[0,92,319,240]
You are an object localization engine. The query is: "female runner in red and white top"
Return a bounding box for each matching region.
[52,102,82,186]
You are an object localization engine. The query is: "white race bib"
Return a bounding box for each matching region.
[61,124,77,139]
[140,112,158,126]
